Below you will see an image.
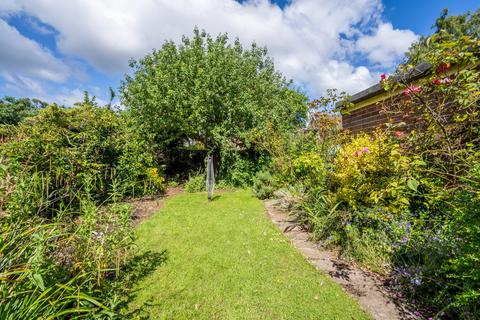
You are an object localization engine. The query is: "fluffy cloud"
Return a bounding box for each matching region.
[0,0,418,99]
[0,19,68,82]
[0,75,107,106]
[356,22,418,67]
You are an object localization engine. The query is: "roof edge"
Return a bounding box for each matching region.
[348,62,432,105]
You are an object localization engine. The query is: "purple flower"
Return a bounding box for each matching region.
[353,150,360,157]
[411,277,421,286]
[405,222,411,233]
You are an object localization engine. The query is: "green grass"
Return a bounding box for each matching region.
[130,190,371,319]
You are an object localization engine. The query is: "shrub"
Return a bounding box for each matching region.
[0,166,138,318]
[220,154,269,187]
[390,167,480,318]
[0,96,46,125]
[0,103,164,217]
[185,172,205,193]
[252,170,276,199]
[291,151,327,190]
[0,99,160,318]
[329,131,418,213]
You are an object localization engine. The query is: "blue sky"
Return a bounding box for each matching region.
[0,0,478,105]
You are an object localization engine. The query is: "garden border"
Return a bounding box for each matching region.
[264,199,417,320]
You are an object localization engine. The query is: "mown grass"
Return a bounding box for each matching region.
[130,190,371,319]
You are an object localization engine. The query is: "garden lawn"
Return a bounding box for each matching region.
[130,190,371,319]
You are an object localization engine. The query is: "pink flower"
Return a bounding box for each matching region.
[441,77,452,83]
[353,150,359,157]
[380,73,388,81]
[432,77,452,85]
[362,147,369,153]
[403,85,421,96]
[394,131,405,138]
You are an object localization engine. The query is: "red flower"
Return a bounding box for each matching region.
[436,62,450,74]
[432,78,442,85]
[394,131,404,138]
[403,85,421,96]
[380,73,388,81]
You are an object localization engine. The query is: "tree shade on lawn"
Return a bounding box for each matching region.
[130,190,371,319]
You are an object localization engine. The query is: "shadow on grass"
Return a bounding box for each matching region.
[209,195,221,201]
[118,249,168,319]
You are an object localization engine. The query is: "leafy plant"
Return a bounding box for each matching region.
[185,171,205,193]
[0,218,116,319]
[121,28,307,180]
[0,102,164,217]
[0,96,46,125]
[252,170,276,199]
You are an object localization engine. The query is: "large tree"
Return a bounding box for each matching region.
[121,29,307,175]
[405,8,480,65]
[0,96,46,125]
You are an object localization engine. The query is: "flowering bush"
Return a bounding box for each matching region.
[330,132,418,214]
[376,34,480,318]
[254,34,480,319]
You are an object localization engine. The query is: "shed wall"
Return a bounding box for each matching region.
[341,103,402,134]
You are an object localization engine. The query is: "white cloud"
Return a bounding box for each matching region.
[316,61,378,94]
[0,0,418,98]
[46,88,107,107]
[25,16,55,35]
[0,19,68,82]
[356,22,418,67]
[1,73,46,95]
[0,74,107,106]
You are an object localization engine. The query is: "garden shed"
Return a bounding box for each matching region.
[341,62,432,134]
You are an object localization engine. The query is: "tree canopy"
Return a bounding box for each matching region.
[121,29,307,167]
[0,96,46,125]
[405,8,480,65]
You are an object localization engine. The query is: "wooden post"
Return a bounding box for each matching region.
[206,154,215,201]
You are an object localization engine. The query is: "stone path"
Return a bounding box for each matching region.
[264,200,416,320]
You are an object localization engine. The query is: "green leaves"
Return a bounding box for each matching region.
[407,178,419,192]
[31,273,45,291]
[121,28,307,174]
